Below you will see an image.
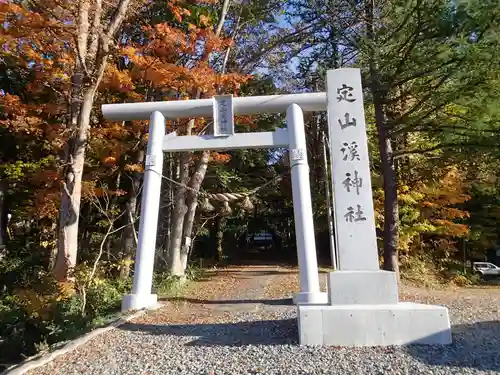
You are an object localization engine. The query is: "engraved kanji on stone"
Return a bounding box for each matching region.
[218,101,230,132]
[344,204,367,223]
[338,113,357,130]
[342,170,363,195]
[340,141,360,161]
[337,84,356,103]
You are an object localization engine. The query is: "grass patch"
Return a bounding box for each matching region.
[400,256,482,288]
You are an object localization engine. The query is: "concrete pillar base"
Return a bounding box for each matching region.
[298,271,452,346]
[298,302,452,346]
[121,293,159,312]
[293,291,328,305]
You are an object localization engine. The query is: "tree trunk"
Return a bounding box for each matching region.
[51,0,133,281]
[54,87,95,280]
[0,180,6,254]
[168,152,190,276]
[375,102,400,276]
[215,215,224,262]
[179,150,210,271]
[366,0,400,277]
[120,149,143,279]
[157,152,174,269]
[165,0,231,276]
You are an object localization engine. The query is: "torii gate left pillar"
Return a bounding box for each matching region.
[102,94,329,311]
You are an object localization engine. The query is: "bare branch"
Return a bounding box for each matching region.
[128,209,138,246]
[77,0,91,73]
[104,0,133,40]
[215,0,231,37]
[393,142,496,159]
[88,0,103,63]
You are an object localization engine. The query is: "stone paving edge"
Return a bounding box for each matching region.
[1,306,157,375]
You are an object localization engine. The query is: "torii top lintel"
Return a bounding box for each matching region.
[101,92,327,121]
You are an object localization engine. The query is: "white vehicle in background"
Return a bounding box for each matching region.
[473,262,500,277]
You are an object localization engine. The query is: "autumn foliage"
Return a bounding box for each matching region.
[373,166,471,267]
[0,0,250,224]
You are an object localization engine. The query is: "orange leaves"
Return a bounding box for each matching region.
[0,93,48,138]
[81,180,127,202]
[119,5,250,96]
[433,220,469,237]
[130,120,150,135]
[153,22,195,55]
[439,207,469,220]
[234,115,260,130]
[101,65,135,92]
[34,189,60,219]
[31,169,60,187]
[102,156,118,167]
[167,1,192,23]
[92,122,127,140]
[210,152,231,164]
[415,166,471,239]
[0,93,27,117]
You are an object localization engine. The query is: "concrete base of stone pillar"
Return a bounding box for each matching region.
[297,271,452,346]
[121,293,159,312]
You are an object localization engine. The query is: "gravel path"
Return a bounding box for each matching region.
[24,267,500,375]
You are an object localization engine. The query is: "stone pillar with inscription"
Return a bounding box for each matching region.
[327,69,379,271]
[296,68,452,347]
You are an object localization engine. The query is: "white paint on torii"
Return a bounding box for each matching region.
[161,128,290,152]
[102,92,327,120]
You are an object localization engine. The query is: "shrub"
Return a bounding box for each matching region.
[0,255,201,371]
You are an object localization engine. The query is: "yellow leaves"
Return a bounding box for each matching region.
[15,279,75,320]
[118,258,135,270]
[124,163,144,173]
[101,65,135,92]
[81,180,99,201]
[15,288,53,320]
[121,46,138,59]
[199,15,210,27]
[398,192,419,205]
[395,163,472,258]
[57,281,76,300]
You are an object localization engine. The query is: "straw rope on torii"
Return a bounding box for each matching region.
[146,167,286,215]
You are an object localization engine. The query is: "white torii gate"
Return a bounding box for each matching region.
[102,83,332,311]
[102,68,452,347]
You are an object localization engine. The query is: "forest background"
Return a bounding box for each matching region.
[1,0,500,368]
